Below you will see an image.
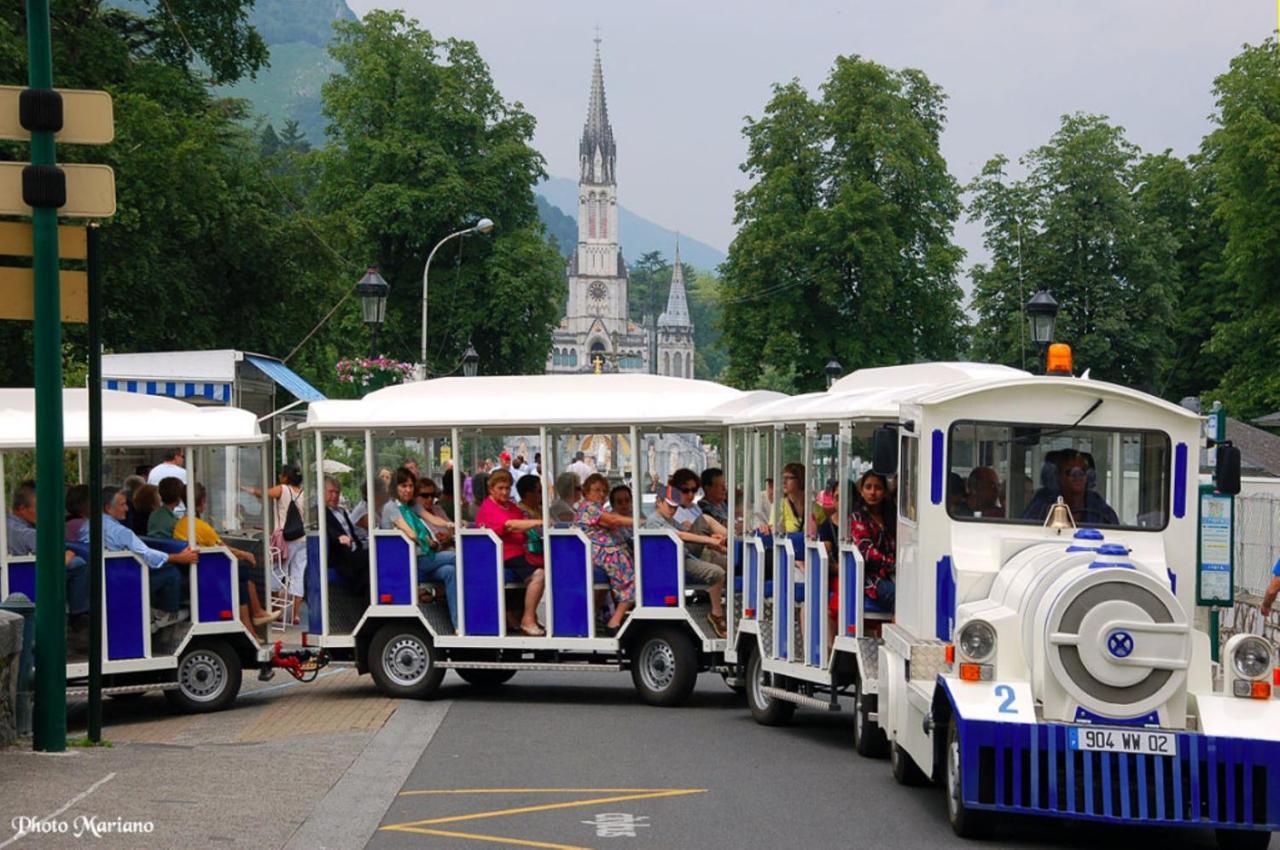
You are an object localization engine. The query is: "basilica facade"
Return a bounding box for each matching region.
[546,43,694,376]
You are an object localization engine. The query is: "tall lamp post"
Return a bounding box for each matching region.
[824,358,843,389]
[1026,289,1059,374]
[355,267,390,358]
[418,218,495,380]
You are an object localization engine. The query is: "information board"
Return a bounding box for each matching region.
[1196,485,1234,606]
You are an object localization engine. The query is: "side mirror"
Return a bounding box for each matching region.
[1214,442,1241,496]
[872,425,898,475]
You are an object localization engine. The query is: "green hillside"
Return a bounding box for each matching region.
[217,41,335,145]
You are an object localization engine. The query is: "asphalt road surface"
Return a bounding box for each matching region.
[368,671,1239,850]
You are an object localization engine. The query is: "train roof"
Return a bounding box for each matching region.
[303,374,784,432]
[0,389,265,450]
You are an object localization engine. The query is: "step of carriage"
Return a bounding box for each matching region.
[66,681,180,698]
[437,659,623,672]
[760,685,841,711]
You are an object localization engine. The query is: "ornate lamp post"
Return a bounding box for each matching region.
[461,341,480,378]
[355,267,390,358]
[824,358,843,389]
[1026,289,1059,374]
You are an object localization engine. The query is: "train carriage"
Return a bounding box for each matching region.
[297,374,779,706]
[0,389,282,712]
[728,361,1280,848]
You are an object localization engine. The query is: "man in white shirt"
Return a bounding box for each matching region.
[568,452,592,487]
[147,448,187,486]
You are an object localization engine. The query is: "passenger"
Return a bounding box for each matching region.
[382,467,458,625]
[148,476,184,538]
[697,467,728,526]
[122,473,145,531]
[322,476,370,599]
[351,476,389,542]
[671,468,729,569]
[644,484,728,637]
[146,447,187,486]
[964,467,1005,518]
[567,451,593,488]
[64,483,90,543]
[463,471,489,524]
[575,473,635,635]
[87,486,199,630]
[9,480,90,644]
[1260,556,1280,618]
[1022,451,1119,526]
[776,463,805,534]
[416,477,455,544]
[947,472,968,514]
[548,471,579,523]
[260,465,306,625]
[402,458,420,479]
[376,467,393,489]
[475,469,546,636]
[515,474,544,567]
[849,470,896,612]
[607,484,634,548]
[129,483,160,536]
[438,472,456,521]
[175,483,281,633]
[752,477,774,533]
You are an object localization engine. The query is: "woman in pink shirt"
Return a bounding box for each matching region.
[475,469,546,636]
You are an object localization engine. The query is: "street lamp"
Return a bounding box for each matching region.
[1026,289,1059,373]
[355,266,390,358]
[824,358,843,389]
[418,218,496,380]
[461,341,480,378]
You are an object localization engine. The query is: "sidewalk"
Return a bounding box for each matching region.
[0,667,445,849]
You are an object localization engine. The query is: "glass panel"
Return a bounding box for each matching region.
[899,436,918,524]
[946,421,1170,530]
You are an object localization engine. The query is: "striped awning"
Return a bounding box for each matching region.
[103,379,232,402]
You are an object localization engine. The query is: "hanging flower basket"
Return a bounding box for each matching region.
[335,357,416,397]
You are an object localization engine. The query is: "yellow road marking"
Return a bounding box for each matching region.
[388,826,593,850]
[383,788,705,829]
[399,788,683,796]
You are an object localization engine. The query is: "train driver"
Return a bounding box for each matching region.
[1023,451,1119,526]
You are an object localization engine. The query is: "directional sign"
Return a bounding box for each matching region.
[0,220,86,259]
[0,221,89,322]
[0,162,115,217]
[0,85,114,144]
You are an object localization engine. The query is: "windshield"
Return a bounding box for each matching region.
[947,421,1170,530]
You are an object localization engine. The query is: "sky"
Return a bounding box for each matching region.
[349,0,1275,268]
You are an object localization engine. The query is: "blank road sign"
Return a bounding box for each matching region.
[0,85,114,145]
[0,267,88,323]
[0,220,87,260]
[0,162,116,217]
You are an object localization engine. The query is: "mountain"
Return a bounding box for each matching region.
[536,177,726,272]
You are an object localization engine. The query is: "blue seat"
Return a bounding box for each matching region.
[755,580,806,604]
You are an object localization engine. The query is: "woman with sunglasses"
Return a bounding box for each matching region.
[414,477,455,549]
[381,467,458,626]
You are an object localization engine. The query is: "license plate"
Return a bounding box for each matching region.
[1069,726,1176,757]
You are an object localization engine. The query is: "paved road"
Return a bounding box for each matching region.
[367,671,1229,850]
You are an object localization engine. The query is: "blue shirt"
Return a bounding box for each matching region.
[81,513,168,570]
[1272,557,1280,578]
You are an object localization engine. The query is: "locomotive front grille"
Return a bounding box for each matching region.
[960,720,1279,828]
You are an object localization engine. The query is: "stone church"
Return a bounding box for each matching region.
[546,42,694,376]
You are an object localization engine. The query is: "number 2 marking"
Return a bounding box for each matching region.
[995,684,1017,714]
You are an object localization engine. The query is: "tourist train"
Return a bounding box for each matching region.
[1,357,1275,847]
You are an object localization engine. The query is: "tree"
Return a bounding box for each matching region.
[1200,39,1280,418]
[720,58,966,392]
[967,114,1178,388]
[313,11,565,376]
[278,118,311,153]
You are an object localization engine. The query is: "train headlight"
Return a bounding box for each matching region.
[1232,636,1274,680]
[958,620,997,662]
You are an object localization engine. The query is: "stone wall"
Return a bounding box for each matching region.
[0,609,22,748]
[1217,594,1280,646]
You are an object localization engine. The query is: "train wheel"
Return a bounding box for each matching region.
[165,640,241,714]
[1214,830,1272,850]
[368,622,445,699]
[891,740,929,786]
[631,626,698,707]
[745,646,795,726]
[851,679,888,758]
[945,718,994,838]
[456,668,517,688]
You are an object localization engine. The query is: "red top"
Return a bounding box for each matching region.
[475,496,528,562]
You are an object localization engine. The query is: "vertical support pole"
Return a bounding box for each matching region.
[629,425,640,597]
[725,426,736,645]
[364,430,377,609]
[27,0,66,753]
[87,223,102,743]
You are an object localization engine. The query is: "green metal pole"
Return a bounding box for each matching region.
[26,0,67,752]
[87,223,102,743]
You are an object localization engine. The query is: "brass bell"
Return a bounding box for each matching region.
[1044,496,1076,533]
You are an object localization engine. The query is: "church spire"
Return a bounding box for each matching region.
[658,238,692,328]
[580,36,616,185]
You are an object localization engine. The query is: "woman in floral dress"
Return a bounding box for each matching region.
[574,473,635,635]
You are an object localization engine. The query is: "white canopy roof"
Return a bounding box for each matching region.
[0,389,265,449]
[304,375,784,431]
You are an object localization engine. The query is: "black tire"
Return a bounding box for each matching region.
[164,640,242,714]
[456,668,517,688]
[891,740,929,786]
[944,718,995,838]
[745,645,796,726]
[630,626,699,707]
[1215,830,1272,850]
[851,679,889,758]
[368,622,445,699]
